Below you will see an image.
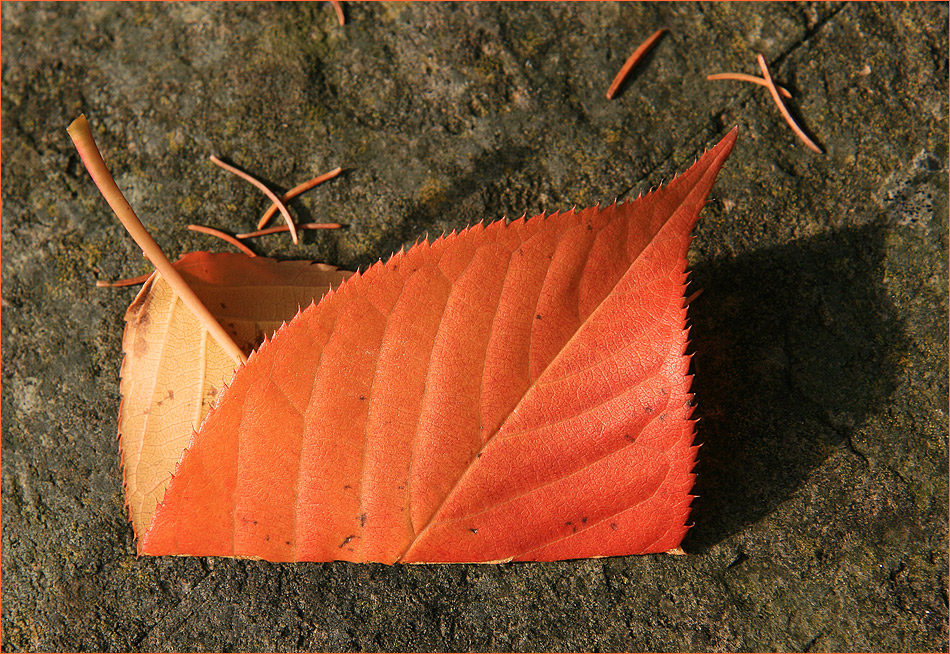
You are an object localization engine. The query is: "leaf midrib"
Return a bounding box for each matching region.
[395,206,660,561]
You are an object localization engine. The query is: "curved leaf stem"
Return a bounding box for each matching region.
[67,115,247,364]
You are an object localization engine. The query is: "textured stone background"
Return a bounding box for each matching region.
[2,2,948,651]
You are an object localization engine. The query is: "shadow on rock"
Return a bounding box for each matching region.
[683,223,902,552]
[375,142,535,258]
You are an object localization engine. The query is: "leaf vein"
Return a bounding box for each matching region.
[405,252,479,540]
[435,396,672,526]
[495,364,666,442]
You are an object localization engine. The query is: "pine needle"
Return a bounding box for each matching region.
[330,0,345,26]
[187,225,258,257]
[706,72,792,98]
[237,223,342,239]
[756,54,823,154]
[606,28,667,100]
[257,167,342,230]
[210,155,300,244]
[96,273,153,288]
[685,288,704,306]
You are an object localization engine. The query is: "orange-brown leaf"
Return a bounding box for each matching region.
[119,252,349,545]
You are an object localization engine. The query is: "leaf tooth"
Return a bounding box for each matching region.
[688,444,701,461]
[520,211,543,228]
[484,216,508,235]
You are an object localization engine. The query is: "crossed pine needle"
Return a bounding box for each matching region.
[607,29,822,153]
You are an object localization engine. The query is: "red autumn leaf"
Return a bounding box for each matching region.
[142,130,737,563]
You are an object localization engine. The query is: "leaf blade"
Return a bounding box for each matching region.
[142,130,736,562]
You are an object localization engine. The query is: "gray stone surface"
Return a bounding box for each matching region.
[2,2,947,651]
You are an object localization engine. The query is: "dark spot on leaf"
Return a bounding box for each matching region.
[343,485,352,490]
[359,395,366,401]
[658,413,668,422]
[339,535,355,548]
[610,523,618,531]
[586,223,593,231]
[359,513,367,526]
[252,520,258,525]
[623,434,635,442]
[469,528,478,534]
[167,390,174,400]
[265,535,270,541]
[660,387,669,395]
[219,302,227,309]
[644,405,654,413]
[581,517,587,524]
[536,314,542,319]
[476,452,482,458]
[285,540,291,546]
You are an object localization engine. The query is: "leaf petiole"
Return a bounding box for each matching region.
[66,114,248,364]
[330,0,344,26]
